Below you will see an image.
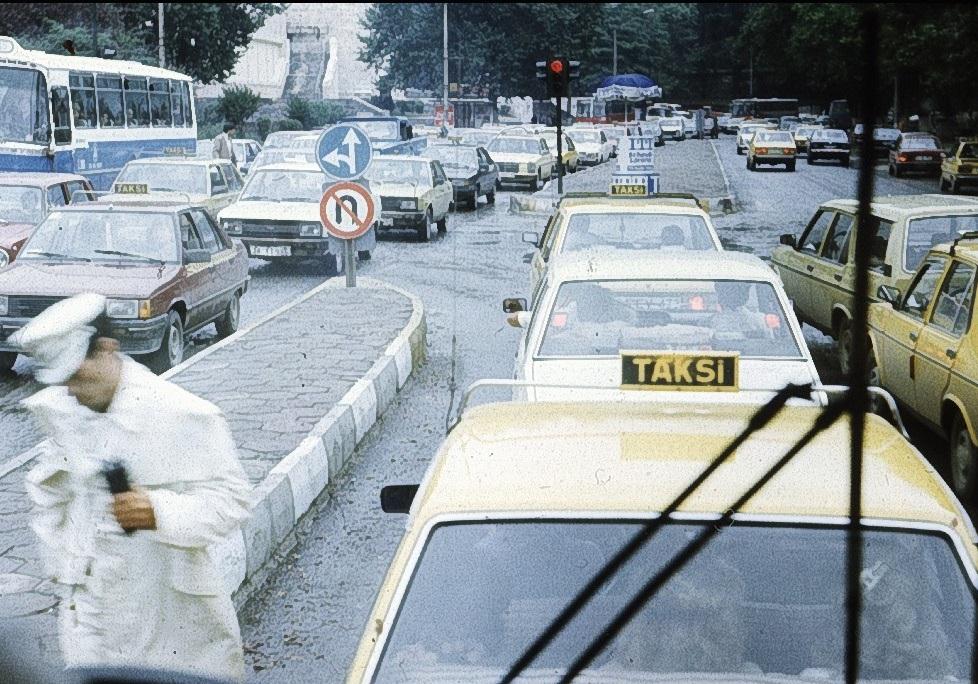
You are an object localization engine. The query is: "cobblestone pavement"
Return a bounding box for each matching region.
[0,281,415,674]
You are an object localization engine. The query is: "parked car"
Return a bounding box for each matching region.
[0,172,94,269]
[807,129,851,166]
[888,133,944,178]
[940,138,978,194]
[0,201,250,373]
[364,155,454,241]
[421,143,499,209]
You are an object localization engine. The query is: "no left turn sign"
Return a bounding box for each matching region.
[319,181,376,240]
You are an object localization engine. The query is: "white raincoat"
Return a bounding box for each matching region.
[24,358,251,681]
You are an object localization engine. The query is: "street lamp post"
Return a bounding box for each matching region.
[442,3,449,131]
[158,3,165,68]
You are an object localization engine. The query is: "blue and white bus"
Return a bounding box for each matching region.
[0,36,196,190]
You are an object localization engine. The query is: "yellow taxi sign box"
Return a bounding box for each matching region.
[610,173,659,196]
[621,351,739,391]
[113,182,149,195]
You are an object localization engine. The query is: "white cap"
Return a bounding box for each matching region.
[8,293,107,384]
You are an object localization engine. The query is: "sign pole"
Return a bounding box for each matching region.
[556,93,564,195]
[345,238,356,287]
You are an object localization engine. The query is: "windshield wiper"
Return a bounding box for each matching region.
[242,195,274,201]
[93,249,164,265]
[280,196,313,203]
[23,250,91,262]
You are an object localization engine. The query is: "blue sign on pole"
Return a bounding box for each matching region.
[316,124,373,180]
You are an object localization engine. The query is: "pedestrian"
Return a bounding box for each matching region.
[213,123,238,165]
[12,293,252,682]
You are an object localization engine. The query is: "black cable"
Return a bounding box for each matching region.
[501,382,813,683]
[558,399,848,682]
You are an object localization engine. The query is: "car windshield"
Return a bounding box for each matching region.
[252,149,316,169]
[561,212,717,254]
[239,169,325,202]
[375,521,975,682]
[488,137,540,154]
[352,120,399,141]
[874,128,900,140]
[902,137,940,151]
[0,185,45,224]
[814,129,848,142]
[755,131,794,144]
[364,159,431,185]
[262,132,308,149]
[568,130,600,143]
[114,164,208,195]
[906,214,978,271]
[537,279,801,359]
[423,145,478,171]
[460,131,495,147]
[796,126,818,137]
[20,210,179,263]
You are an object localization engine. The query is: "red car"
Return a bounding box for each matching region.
[888,133,944,177]
[0,173,95,269]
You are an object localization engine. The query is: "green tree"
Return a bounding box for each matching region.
[217,85,262,126]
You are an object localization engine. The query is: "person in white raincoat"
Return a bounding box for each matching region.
[12,293,251,682]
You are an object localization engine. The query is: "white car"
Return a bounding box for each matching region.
[507,251,820,404]
[566,128,613,165]
[675,110,697,138]
[736,123,775,154]
[658,116,685,141]
[217,162,375,271]
[486,135,556,190]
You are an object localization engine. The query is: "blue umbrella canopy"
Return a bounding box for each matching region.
[596,73,662,101]
[598,73,657,89]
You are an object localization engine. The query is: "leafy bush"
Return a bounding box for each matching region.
[257,117,272,141]
[285,97,345,129]
[286,97,312,127]
[274,118,303,132]
[197,123,222,141]
[217,85,262,126]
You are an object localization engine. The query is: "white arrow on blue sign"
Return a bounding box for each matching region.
[316,124,373,180]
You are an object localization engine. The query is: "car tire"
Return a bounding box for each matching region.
[418,210,433,242]
[807,155,815,165]
[437,212,448,234]
[215,291,241,338]
[736,147,744,155]
[530,173,540,192]
[358,250,371,261]
[786,161,796,172]
[836,317,853,376]
[888,164,895,176]
[951,412,978,501]
[147,310,184,374]
[842,156,851,168]
[495,179,502,191]
[867,351,885,417]
[0,351,16,375]
[487,188,496,204]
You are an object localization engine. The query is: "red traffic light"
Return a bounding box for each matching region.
[549,59,564,74]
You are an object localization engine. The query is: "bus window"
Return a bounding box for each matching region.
[150,79,171,127]
[169,79,185,127]
[124,76,151,127]
[96,75,124,128]
[69,73,96,129]
[180,82,193,127]
[0,67,50,144]
[51,86,71,144]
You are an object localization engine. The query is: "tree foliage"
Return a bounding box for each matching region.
[1,4,283,84]
[217,85,262,126]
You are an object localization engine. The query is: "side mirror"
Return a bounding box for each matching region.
[779,233,797,248]
[877,285,900,306]
[880,264,892,277]
[380,484,419,514]
[184,248,210,264]
[522,231,540,246]
[503,297,527,313]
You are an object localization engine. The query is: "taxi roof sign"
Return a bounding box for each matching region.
[113,182,149,194]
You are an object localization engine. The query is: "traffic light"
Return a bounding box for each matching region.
[546,57,569,98]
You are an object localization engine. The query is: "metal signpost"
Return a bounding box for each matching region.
[318,182,376,287]
[316,124,375,286]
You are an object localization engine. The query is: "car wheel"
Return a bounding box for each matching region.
[0,351,16,375]
[843,156,851,168]
[215,291,241,338]
[530,173,540,192]
[437,212,448,233]
[807,155,814,165]
[357,250,371,261]
[495,179,502,191]
[487,188,496,204]
[147,310,184,373]
[736,147,744,155]
[867,351,885,416]
[786,161,796,172]
[888,164,895,176]
[418,210,433,242]
[951,413,978,501]
[836,317,853,377]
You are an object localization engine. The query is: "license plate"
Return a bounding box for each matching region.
[250,245,291,257]
[621,351,739,391]
[918,156,933,161]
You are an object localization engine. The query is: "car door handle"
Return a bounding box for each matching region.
[909,332,918,342]
[806,265,815,272]
[833,274,843,282]
[946,349,957,359]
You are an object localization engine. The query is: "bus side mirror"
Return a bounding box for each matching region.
[381,484,419,513]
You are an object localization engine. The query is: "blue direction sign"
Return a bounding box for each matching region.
[316,124,373,180]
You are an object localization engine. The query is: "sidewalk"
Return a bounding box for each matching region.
[0,278,426,653]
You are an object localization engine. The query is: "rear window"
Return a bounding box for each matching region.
[902,137,940,151]
[561,212,717,254]
[906,214,978,271]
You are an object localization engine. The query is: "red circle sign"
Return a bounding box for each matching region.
[319,181,376,240]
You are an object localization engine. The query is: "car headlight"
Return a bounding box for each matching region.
[526,162,537,173]
[299,223,322,237]
[0,294,7,316]
[0,249,8,270]
[106,298,150,320]
[223,220,243,235]
[399,199,416,210]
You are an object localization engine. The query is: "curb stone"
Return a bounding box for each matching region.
[229,278,426,608]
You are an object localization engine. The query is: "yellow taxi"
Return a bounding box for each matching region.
[747,130,797,172]
[541,129,580,173]
[105,156,244,217]
[940,138,978,195]
[348,396,978,682]
[485,135,556,191]
[868,236,978,499]
[521,192,722,297]
[772,195,978,374]
[505,251,820,404]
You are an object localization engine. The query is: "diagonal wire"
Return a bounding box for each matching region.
[558,398,849,683]
[501,382,813,683]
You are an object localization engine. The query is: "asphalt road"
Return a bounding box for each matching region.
[236,140,961,681]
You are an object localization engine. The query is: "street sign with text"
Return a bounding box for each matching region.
[316,124,373,180]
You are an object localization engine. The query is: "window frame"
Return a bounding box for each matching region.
[189,209,223,255]
[797,209,837,255]
[929,259,977,337]
[68,72,97,130]
[900,254,950,321]
[95,74,124,128]
[209,165,228,196]
[123,75,151,128]
[822,212,855,265]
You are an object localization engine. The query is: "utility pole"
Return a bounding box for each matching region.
[893,71,898,127]
[613,29,618,76]
[748,48,753,97]
[442,3,449,130]
[158,3,165,68]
